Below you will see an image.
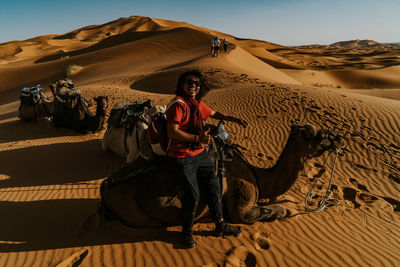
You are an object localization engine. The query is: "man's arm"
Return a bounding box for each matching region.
[167,122,211,144]
[210,110,248,128]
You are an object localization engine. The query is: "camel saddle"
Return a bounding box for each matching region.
[54,87,92,118]
[20,86,48,105]
[107,100,152,131]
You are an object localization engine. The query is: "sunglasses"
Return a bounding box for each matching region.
[185,79,201,87]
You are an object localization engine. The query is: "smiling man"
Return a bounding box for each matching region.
[166,69,248,248]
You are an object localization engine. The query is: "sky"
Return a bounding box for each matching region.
[0,0,398,46]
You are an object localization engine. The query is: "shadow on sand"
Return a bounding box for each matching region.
[0,139,125,188]
[0,198,215,252]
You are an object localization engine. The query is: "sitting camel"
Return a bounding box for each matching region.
[18,86,54,122]
[102,101,166,163]
[49,79,74,97]
[50,80,93,129]
[99,124,341,227]
[71,96,109,133]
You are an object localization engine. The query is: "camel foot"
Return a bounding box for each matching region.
[259,205,287,221]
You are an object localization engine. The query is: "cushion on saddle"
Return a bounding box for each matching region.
[107,100,151,129]
[20,86,44,105]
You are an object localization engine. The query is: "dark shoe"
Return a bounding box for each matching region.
[182,231,196,248]
[215,221,242,237]
[260,205,287,221]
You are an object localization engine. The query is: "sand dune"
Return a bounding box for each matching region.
[1,15,400,267]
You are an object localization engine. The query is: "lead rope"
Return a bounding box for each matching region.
[305,148,340,212]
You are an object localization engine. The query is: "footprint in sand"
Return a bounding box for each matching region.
[342,187,361,208]
[251,232,270,250]
[345,178,400,212]
[343,177,377,209]
[224,246,257,267]
[382,197,400,212]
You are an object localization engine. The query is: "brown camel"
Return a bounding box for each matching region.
[50,80,92,129]
[99,124,341,227]
[72,96,109,133]
[18,86,54,122]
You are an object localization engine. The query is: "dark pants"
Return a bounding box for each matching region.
[176,150,223,232]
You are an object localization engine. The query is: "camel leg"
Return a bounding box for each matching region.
[225,177,259,224]
[101,139,109,152]
[126,151,138,163]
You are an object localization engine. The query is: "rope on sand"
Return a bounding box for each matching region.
[305,148,340,212]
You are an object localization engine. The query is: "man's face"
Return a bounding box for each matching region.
[183,75,201,98]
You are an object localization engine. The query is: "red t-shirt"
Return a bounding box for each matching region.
[166,96,213,158]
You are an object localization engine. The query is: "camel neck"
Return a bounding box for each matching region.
[256,131,306,199]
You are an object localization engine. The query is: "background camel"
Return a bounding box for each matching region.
[98,124,341,228]
[50,81,93,130]
[102,101,166,163]
[71,96,109,133]
[18,86,54,122]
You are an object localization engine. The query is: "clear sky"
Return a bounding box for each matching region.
[0,0,398,46]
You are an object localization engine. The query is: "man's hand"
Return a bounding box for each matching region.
[198,128,211,144]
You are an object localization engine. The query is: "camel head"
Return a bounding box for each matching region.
[94,96,109,113]
[290,124,342,157]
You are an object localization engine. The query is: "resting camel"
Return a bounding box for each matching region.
[48,79,74,97]
[101,101,166,163]
[71,96,109,133]
[18,86,54,122]
[99,124,341,227]
[50,81,93,129]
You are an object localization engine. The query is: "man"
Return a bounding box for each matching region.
[166,70,248,248]
[213,36,221,57]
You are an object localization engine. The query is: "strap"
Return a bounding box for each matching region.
[164,98,186,157]
[166,98,186,111]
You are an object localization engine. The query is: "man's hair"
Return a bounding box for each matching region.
[175,69,210,101]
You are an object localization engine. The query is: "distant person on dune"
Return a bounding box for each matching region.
[223,38,228,53]
[210,38,215,57]
[213,36,221,57]
[166,69,248,248]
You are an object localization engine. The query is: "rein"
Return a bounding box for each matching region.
[124,114,149,157]
[305,148,340,212]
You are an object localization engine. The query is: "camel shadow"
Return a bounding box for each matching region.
[0,198,192,252]
[0,139,125,188]
[0,119,84,144]
[0,110,18,122]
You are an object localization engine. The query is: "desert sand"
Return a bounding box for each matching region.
[0,16,400,266]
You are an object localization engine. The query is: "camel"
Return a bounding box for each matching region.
[49,79,74,97]
[50,80,93,129]
[71,96,109,133]
[102,101,166,163]
[18,86,54,122]
[99,124,341,227]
